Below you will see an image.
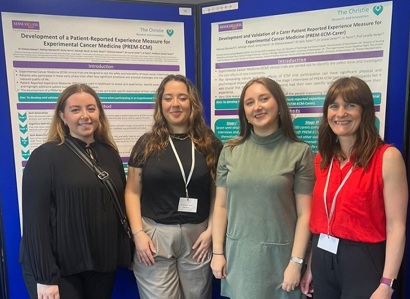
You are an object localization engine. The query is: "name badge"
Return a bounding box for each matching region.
[317,233,339,254]
[178,197,198,213]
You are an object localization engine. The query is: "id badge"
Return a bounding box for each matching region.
[178,197,198,213]
[317,233,339,254]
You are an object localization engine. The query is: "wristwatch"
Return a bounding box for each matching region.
[290,256,304,265]
[380,277,398,290]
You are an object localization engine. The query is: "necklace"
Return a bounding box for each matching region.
[170,133,189,141]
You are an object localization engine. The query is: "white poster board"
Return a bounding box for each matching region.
[210,2,392,149]
[2,12,185,222]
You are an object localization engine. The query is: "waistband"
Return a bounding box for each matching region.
[312,234,385,247]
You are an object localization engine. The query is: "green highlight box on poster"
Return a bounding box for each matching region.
[214,118,240,142]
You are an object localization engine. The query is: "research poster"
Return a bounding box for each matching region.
[211,1,392,149]
[2,12,185,216]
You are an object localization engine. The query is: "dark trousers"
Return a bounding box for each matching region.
[311,234,385,299]
[22,263,116,299]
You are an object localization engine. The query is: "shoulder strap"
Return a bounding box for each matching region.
[65,138,132,239]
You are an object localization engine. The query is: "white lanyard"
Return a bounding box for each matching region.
[169,136,195,198]
[323,158,355,235]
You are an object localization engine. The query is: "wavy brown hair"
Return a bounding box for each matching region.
[47,83,118,151]
[134,74,219,179]
[318,77,383,169]
[227,77,299,148]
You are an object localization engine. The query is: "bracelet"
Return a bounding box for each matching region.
[212,252,224,255]
[290,256,304,265]
[132,229,144,236]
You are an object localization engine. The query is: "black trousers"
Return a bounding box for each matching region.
[22,263,116,299]
[311,234,385,299]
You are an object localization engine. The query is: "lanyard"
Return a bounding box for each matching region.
[323,158,355,235]
[169,136,195,198]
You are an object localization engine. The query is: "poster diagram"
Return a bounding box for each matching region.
[210,2,391,150]
[2,12,185,216]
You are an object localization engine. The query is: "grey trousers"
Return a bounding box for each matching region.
[133,217,212,299]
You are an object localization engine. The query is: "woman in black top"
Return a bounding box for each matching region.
[20,84,131,299]
[126,74,222,299]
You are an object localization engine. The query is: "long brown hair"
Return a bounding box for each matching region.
[47,84,118,151]
[318,77,383,169]
[134,74,219,179]
[227,77,299,147]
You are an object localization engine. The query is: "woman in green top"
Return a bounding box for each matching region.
[211,77,314,299]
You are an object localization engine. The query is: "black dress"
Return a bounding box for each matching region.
[19,136,131,285]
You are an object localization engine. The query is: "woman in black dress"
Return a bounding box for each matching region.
[20,84,131,299]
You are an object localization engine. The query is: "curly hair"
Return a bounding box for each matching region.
[47,83,117,151]
[135,74,219,179]
[318,77,383,169]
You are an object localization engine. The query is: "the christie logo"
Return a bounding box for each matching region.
[218,22,243,32]
[12,20,40,30]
